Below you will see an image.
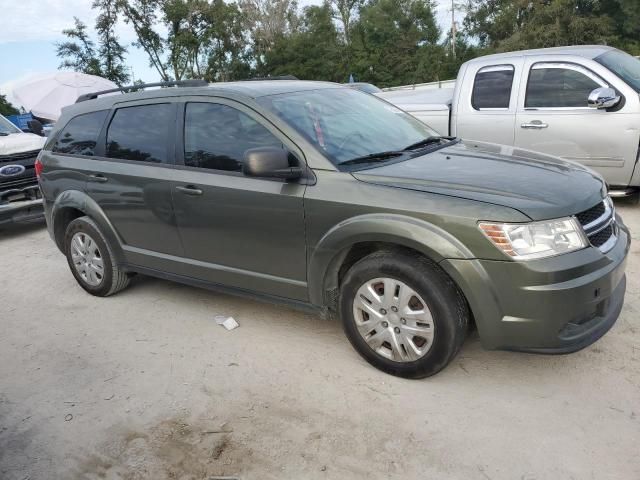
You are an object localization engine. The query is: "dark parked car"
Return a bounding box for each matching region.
[344,82,383,94]
[37,80,629,378]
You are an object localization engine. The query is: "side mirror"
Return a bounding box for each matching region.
[27,119,44,136]
[243,147,303,180]
[588,87,620,109]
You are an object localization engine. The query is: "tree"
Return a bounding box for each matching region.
[350,0,442,87]
[239,0,300,75]
[93,0,130,85]
[264,4,344,81]
[0,94,18,116]
[463,0,616,52]
[330,0,363,46]
[56,17,103,77]
[56,12,130,85]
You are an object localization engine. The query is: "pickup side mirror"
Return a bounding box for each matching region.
[243,147,303,180]
[27,119,44,136]
[588,87,620,109]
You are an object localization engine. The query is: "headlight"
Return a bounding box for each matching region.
[479,217,588,260]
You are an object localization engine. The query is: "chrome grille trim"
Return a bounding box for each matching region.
[575,198,616,253]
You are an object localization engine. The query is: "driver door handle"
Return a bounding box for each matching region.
[88,173,108,183]
[521,121,548,129]
[175,185,203,196]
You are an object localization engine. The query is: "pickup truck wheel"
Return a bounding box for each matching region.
[64,216,130,297]
[339,250,468,378]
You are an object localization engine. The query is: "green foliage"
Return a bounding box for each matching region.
[350,0,443,86]
[464,0,639,54]
[264,4,345,81]
[0,94,19,116]
[58,0,640,89]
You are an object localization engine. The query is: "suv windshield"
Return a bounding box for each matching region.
[257,88,440,166]
[0,114,21,135]
[595,49,640,93]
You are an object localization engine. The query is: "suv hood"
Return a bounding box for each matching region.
[0,132,46,156]
[352,140,605,221]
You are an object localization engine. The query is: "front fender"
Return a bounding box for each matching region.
[307,213,474,306]
[51,190,126,265]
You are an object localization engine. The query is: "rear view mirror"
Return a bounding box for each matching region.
[243,147,303,180]
[588,87,620,109]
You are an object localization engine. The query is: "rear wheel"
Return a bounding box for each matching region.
[340,250,468,378]
[64,216,130,297]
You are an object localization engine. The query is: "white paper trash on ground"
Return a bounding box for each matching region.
[214,315,239,331]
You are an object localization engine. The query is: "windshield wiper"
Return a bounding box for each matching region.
[0,132,10,136]
[402,135,455,151]
[339,150,404,166]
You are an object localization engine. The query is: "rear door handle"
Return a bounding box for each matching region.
[521,121,548,129]
[88,173,108,183]
[175,185,203,196]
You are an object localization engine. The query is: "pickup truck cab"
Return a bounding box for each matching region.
[0,114,46,225]
[379,46,640,194]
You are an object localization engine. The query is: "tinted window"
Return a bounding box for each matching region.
[472,66,514,109]
[184,103,283,171]
[595,49,640,93]
[106,104,173,163]
[526,66,601,108]
[53,110,108,156]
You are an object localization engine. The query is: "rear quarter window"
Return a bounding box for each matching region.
[52,110,108,156]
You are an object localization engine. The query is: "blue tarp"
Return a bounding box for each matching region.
[6,113,33,131]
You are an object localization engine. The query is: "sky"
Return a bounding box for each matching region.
[0,0,462,88]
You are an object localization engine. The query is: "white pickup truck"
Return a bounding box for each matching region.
[0,114,46,225]
[378,46,640,194]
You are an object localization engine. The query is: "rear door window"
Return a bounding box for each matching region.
[106,104,173,163]
[183,102,283,172]
[525,64,602,108]
[52,110,108,156]
[472,65,515,109]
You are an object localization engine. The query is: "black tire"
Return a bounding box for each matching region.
[64,216,130,297]
[339,250,469,378]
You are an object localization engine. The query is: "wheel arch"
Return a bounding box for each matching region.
[308,213,474,310]
[51,190,126,265]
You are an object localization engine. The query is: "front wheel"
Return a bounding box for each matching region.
[339,250,469,378]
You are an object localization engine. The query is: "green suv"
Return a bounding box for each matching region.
[37,80,630,378]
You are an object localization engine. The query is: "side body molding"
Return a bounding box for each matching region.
[307,213,475,306]
[50,190,126,265]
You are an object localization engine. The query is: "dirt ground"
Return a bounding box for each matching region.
[1,200,638,480]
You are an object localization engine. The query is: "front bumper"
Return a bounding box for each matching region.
[440,217,630,353]
[0,184,44,225]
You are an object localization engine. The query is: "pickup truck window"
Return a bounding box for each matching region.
[525,64,601,109]
[52,110,108,156]
[595,50,640,93]
[471,65,514,110]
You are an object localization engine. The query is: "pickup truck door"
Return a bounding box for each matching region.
[514,60,640,188]
[452,58,524,145]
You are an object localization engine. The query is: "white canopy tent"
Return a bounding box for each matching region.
[10,72,117,121]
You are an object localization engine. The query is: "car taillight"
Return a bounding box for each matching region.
[35,154,43,178]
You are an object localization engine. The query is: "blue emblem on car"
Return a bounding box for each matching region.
[0,165,26,177]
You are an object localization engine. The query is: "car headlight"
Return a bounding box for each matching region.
[479,217,588,260]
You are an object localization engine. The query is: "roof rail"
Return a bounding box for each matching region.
[75,79,209,103]
[241,75,299,81]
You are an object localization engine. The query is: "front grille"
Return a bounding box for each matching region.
[0,149,40,162]
[575,199,616,252]
[576,202,605,226]
[589,224,613,248]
